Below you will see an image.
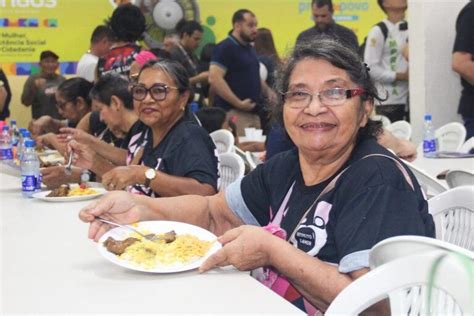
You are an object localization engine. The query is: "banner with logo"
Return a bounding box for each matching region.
[1,0,385,76]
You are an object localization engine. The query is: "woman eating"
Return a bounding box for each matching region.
[86,60,219,197]
[79,39,434,314]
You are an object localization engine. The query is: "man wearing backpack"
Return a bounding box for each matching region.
[364,0,409,122]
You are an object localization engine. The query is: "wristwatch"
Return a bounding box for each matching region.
[144,168,157,187]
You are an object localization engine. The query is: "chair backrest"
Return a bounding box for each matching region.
[210,129,235,154]
[218,152,245,191]
[435,122,467,152]
[244,151,258,171]
[445,170,474,188]
[403,160,447,197]
[326,249,473,316]
[386,120,412,140]
[460,137,474,153]
[369,235,473,268]
[372,114,391,128]
[428,186,474,250]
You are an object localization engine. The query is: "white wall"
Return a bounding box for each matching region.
[409,0,468,143]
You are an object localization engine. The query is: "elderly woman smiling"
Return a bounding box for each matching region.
[93,60,219,197]
[79,39,434,314]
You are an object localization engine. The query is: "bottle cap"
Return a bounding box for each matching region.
[2,125,9,131]
[24,139,36,148]
[424,114,432,121]
[10,120,16,125]
[23,130,31,138]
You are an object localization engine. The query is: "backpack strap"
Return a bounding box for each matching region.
[376,21,389,41]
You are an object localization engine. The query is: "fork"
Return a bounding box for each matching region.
[96,217,159,241]
[64,150,73,176]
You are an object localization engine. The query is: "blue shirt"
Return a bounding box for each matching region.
[211,35,261,111]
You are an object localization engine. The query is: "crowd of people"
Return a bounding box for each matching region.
[2,0,472,314]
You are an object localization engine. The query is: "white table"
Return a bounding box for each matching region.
[412,151,474,179]
[0,173,304,314]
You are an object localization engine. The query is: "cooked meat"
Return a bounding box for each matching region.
[47,184,70,197]
[162,230,176,243]
[104,237,140,255]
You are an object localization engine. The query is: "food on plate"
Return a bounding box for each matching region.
[47,184,70,197]
[46,183,98,197]
[103,230,213,269]
[104,237,140,255]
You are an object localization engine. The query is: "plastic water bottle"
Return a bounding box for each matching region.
[21,139,41,198]
[9,119,19,146]
[17,130,30,162]
[0,125,13,162]
[423,114,437,157]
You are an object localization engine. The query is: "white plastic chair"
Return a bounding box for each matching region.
[428,186,474,251]
[386,120,412,140]
[435,122,466,152]
[210,129,235,154]
[326,236,474,316]
[403,160,447,197]
[218,152,245,191]
[445,170,474,188]
[372,114,391,128]
[460,137,474,153]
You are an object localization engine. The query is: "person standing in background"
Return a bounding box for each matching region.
[0,67,12,120]
[21,50,66,120]
[296,0,358,51]
[452,0,474,139]
[364,0,409,122]
[209,9,262,136]
[77,25,114,83]
[97,3,146,78]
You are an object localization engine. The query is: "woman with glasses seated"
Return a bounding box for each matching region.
[79,38,434,314]
[84,59,219,197]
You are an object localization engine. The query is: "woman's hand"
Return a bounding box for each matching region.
[68,140,96,170]
[35,133,55,149]
[41,166,80,188]
[102,165,146,191]
[29,116,53,137]
[199,225,276,272]
[393,139,417,162]
[58,127,96,146]
[79,191,143,241]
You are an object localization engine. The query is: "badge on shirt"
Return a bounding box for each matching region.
[370,38,377,47]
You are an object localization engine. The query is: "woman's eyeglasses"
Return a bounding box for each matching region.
[281,88,366,109]
[56,99,75,110]
[131,83,178,101]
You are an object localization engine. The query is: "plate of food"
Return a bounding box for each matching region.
[97,220,221,273]
[32,183,107,202]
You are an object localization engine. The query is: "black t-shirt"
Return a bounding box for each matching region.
[89,111,122,147]
[453,2,474,118]
[239,139,434,265]
[0,69,11,120]
[126,119,219,197]
[97,44,141,78]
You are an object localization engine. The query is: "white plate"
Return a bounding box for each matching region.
[97,221,222,273]
[32,187,107,202]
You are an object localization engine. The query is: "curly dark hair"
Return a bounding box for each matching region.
[273,36,384,142]
[108,4,146,42]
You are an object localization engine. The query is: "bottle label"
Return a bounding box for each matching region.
[423,139,437,154]
[0,148,13,160]
[22,174,37,192]
[36,174,43,191]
